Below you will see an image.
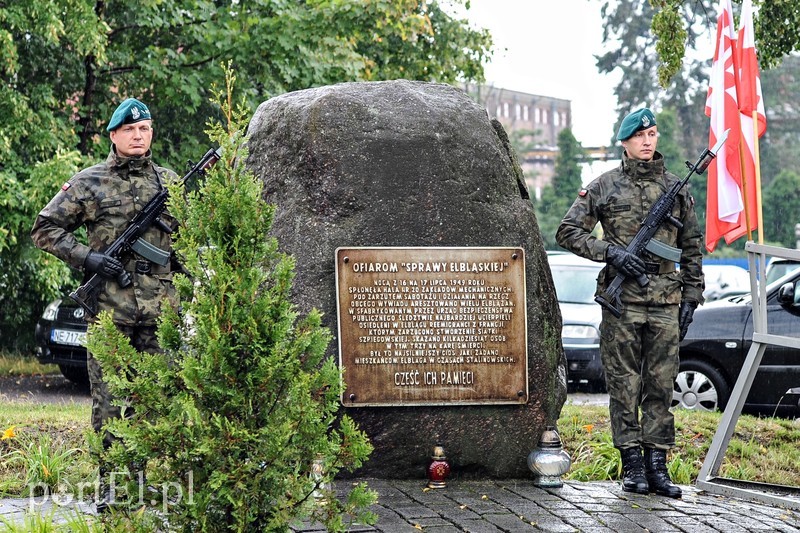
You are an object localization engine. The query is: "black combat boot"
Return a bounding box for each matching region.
[95,467,114,514]
[619,447,649,494]
[644,448,682,498]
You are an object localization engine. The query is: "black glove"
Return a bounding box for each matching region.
[678,300,698,341]
[84,251,124,279]
[606,245,646,278]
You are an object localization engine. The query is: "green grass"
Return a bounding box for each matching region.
[6,433,82,494]
[0,402,89,426]
[1,396,800,501]
[0,403,92,497]
[558,403,800,486]
[0,351,59,377]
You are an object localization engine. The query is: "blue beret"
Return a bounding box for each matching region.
[107,98,152,132]
[616,108,657,141]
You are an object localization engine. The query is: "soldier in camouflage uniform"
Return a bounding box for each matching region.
[555,108,704,499]
[30,98,179,511]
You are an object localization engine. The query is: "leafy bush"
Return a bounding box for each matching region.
[0,150,83,351]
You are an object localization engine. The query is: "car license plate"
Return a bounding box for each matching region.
[50,329,86,347]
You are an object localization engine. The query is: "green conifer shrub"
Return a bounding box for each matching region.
[86,67,376,532]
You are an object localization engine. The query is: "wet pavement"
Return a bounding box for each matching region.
[0,373,90,405]
[2,478,799,532]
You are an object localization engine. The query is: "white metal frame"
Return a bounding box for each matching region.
[696,241,800,507]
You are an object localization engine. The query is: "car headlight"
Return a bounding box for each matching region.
[562,325,600,341]
[41,299,61,321]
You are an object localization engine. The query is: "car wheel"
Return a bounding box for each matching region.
[58,364,90,387]
[672,360,730,412]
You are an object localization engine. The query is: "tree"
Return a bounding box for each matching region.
[654,108,683,170]
[596,0,712,154]
[2,0,491,165]
[509,128,545,156]
[535,128,585,249]
[0,1,100,347]
[0,0,492,350]
[652,106,703,213]
[86,68,376,531]
[762,169,800,249]
[603,1,800,161]
[758,55,800,185]
[650,0,800,85]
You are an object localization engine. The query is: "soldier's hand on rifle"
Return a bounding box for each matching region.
[606,245,646,278]
[678,300,698,341]
[84,251,124,279]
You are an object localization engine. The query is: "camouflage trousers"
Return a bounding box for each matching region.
[86,324,160,450]
[600,303,679,450]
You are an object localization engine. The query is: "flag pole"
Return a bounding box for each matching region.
[753,110,764,244]
[728,2,754,244]
[737,136,753,241]
[730,5,752,243]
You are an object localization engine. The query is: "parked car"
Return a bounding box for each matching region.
[546,252,604,390]
[766,257,800,285]
[702,264,750,302]
[34,297,89,385]
[674,268,800,415]
[701,259,800,302]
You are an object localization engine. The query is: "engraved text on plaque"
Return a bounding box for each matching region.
[335,247,528,406]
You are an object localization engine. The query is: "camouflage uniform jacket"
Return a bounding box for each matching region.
[31,149,180,326]
[555,151,704,306]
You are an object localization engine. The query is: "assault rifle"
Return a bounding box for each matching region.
[594,130,729,318]
[70,147,222,316]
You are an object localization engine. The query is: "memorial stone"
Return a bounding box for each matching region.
[245,79,567,478]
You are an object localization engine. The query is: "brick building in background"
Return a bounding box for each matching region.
[461,83,614,199]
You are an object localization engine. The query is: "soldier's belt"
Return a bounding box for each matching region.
[643,261,676,275]
[124,259,171,275]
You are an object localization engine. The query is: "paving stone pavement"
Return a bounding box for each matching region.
[0,495,95,529]
[2,478,799,532]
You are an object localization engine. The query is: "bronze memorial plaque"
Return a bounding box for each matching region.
[335,247,528,406]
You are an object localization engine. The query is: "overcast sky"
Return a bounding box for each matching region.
[455,0,621,147]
